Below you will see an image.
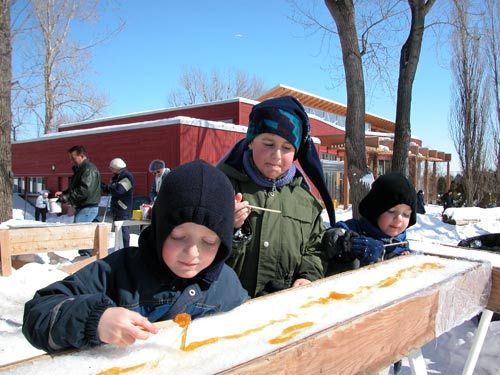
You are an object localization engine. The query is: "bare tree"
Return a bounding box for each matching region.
[0,0,13,222]
[483,0,500,205]
[168,66,266,106]
[324,0,371,218]
[391,0,435,174]
[13,0,120,135]
[449,0,490,206]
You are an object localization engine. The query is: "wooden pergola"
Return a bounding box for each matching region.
[318,134,452,206]
[258,85,452,207]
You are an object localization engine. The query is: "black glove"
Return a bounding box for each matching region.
[349,235,384,264]
[322,228,357,262]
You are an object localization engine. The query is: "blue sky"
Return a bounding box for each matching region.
[72,1,458,171]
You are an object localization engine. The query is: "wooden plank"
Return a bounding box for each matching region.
[95,224,108,259]
[0,224,110,275]
[7,225,98,245]
[487,267,500,312]
[11,240,96,255]
[60,256,97,274]
[0,230,12,277]
[225,292,438,375]
[6,224,110,255]
[365,136,380,148]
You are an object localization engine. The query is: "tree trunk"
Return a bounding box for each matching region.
[392,0,435,174]
[325,0,370,218]
[0,0,13,222]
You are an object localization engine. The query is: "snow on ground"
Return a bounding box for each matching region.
[0,196,499,374]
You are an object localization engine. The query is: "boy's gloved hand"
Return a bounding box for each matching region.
[349,234,384,264]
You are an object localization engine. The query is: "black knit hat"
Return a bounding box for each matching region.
[148,159,165,172]
[359,172,417,228]
[143,159,235,283]
[247,96,336,225]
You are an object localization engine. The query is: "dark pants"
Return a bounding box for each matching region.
[114,211,132,249]
[35,207,47,222]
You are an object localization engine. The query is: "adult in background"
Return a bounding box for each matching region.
[55,145,101,256]
[102,158,135,248]
[35,191,49,222]
[416,190,426,214]
[441,189,453,213]
[148,159,170,204]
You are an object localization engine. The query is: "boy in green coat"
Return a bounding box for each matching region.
[218,96,335,297]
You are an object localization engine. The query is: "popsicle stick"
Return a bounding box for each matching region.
[383,241,408,248]
[153,320,176,330]
[248,205,282,214]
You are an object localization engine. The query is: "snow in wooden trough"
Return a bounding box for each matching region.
[7,254,490,375]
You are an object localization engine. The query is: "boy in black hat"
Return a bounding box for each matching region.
[323,172,417,276]
[23,160,249,353]
[218,95,335,297]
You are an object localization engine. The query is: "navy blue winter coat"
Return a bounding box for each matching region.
[325,218,411,275]
[106,168,135,219]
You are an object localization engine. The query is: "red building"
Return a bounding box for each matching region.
[12,85,451,207]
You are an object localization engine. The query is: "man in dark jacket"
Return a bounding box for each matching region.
[416,190,426,214]
[102,158,135,248]
[148,159,170,204]
[442,189,453,213]
[56,145,101,256]
[22,160,248,353]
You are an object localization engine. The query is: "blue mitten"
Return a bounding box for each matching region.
[350,235,384,264]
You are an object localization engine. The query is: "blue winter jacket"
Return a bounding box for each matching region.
[325,218,411,275]
[22,240,248,353]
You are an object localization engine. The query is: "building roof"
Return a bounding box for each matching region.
[258,84,451,162]
[258,84,395,132]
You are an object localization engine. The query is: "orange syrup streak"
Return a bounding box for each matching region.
[182,313,298,352]
[268,322,314,344]
[301,262,444,308]
[97,363,146,375]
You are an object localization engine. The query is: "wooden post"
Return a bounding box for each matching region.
[343,155,349,208]
[0,230,12,276]
[432,162,437,204]
[423,160,429,199]
[94,224,108,259]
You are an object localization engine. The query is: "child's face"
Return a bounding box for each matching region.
[377,203,412,237]
[162,222,220,279]
[249,133,295,180]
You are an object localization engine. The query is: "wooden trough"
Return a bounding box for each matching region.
[411,240,500,313]
[0,223,111,276]
[0,254,491,375]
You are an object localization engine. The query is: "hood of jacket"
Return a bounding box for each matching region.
[139,160,235,287]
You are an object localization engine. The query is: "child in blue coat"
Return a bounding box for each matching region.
[23,160,249,353]
[323,172,417,276]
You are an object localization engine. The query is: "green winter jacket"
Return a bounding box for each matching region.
[61,159,101,209]
[218,161,326,298]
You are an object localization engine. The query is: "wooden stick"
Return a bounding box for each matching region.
[383,241,408,248]
[248,205,282,214]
